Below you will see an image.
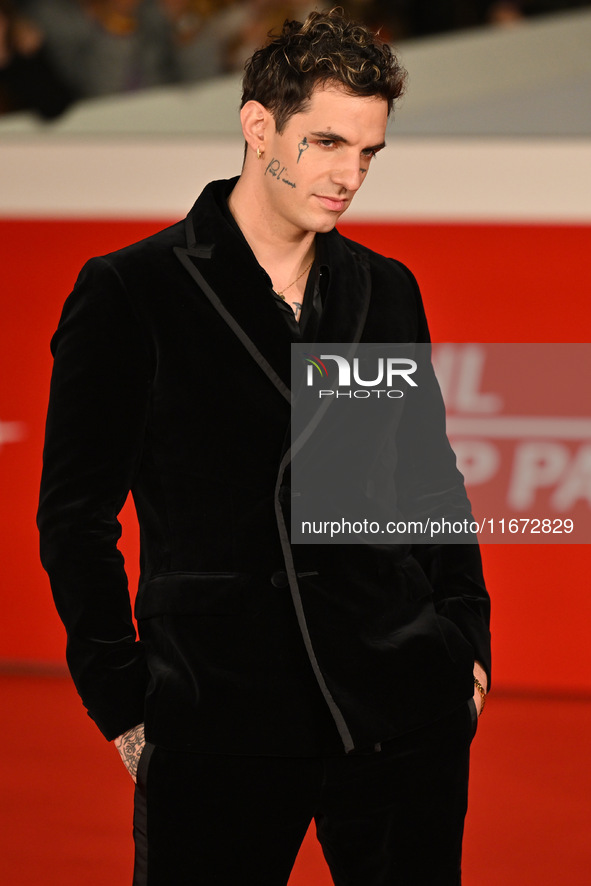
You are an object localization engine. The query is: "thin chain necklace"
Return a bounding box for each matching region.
[274,259,314,299]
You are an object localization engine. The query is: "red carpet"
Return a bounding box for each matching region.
[1,672,590,885]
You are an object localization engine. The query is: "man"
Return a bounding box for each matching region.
[38,8,491,885]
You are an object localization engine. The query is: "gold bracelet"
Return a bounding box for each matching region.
[473,676,487,714]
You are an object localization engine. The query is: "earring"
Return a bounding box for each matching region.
[256,146,264,160]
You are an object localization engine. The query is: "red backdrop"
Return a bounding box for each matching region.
[1,218,590,692]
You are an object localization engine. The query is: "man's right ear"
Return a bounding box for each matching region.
[240,101,272,161]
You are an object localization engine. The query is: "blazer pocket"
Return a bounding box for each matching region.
[135,572,252,618]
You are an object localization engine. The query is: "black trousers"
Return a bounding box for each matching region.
[133,700,477,886]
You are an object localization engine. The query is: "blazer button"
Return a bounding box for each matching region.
[271,571,289,588]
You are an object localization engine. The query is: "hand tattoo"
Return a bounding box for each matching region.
[114,722,145,783]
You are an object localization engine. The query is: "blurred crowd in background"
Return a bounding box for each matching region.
[1,0,590,120]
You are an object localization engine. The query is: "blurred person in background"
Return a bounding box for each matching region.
[158,0,251,81]
[0,0,74,117]
[340,0,405,40]
[225,1,325,71]
[23,0,173,97]
[486,1,526,24]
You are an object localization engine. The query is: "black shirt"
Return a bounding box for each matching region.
[221,189,329,342]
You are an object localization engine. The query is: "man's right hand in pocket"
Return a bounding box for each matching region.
[114,722,145,783]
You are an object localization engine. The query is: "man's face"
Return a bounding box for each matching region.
[260,84,388,237]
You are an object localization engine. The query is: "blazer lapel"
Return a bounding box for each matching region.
[174,180,295,404]
[173,182,372,408]
[314,229,372,345]
[288,230,373,466]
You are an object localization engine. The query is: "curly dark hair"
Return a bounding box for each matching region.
[241,7,406,133]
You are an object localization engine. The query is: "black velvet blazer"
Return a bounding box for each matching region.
[38,178,491,755]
